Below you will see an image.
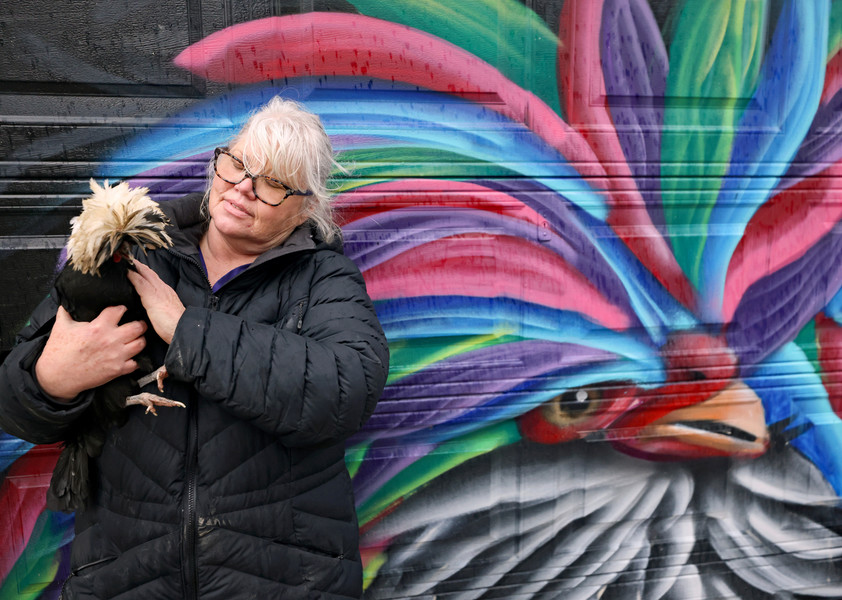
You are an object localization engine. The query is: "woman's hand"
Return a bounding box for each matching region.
[127,260,185,345]
[35,305,148,401]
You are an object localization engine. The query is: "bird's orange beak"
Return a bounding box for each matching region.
[606,381,768,460]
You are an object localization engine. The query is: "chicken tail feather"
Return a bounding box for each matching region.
[46,440,91,513]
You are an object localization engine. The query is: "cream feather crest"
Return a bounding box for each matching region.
[66,179,173,275]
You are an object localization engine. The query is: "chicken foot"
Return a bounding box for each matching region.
[127,366,185,416]
[125,393,185,416]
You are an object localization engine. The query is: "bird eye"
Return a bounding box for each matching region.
[542,386,603,426]
[518,380,637,445]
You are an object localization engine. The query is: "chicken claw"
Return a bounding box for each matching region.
[155,366,169,392]
[125,393,186,416]
[136,366,169,393]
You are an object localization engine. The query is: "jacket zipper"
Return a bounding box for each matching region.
[173,249,214,600]
[296,299,306,333]
[183,397,199,600]
[168,248,214,292]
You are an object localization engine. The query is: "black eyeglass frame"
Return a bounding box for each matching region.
[213,147,313,206]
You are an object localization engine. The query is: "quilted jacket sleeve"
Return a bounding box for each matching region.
[0,293,93,444]
[164,251,389,447]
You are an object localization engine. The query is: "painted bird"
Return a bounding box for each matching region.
[8,1,842,597]
[45,179,184,513]
[112,5,842,595]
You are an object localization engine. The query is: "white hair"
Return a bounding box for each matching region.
[204,97,345,243]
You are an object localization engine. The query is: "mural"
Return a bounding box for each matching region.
[4,0,842,597]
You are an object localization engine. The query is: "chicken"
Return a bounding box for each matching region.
[45,179,185,513]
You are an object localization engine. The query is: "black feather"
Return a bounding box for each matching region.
[46,440,91,510]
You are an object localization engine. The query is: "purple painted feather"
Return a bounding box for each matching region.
[779,89,842,187]
[728,219,842,372]
[600,0,668,226]
[127,153,210,200]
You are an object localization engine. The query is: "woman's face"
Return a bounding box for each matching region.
[206,140,309,255]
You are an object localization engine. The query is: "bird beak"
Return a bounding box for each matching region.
[118,241,136,267]
[608,382,768,459]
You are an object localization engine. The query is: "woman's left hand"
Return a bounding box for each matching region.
[127,260,185,345]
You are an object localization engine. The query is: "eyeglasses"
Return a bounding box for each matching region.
[213,147,313,207]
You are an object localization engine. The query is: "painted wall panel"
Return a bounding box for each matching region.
[3,0,842,598]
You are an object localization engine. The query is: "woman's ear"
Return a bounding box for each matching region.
[296,197,313,226]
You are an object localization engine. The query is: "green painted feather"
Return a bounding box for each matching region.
[338,147,522,182]
[660,0,768,288]
[794,319,820,377]
[830,0,842,58]
[345,441,371,479]
[386,334,523,384]
[0,512,65,600]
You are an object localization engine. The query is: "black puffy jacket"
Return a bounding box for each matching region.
[0,193,389,599]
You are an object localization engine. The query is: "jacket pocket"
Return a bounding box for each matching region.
[60,556,118,599]
[283,540,345,560]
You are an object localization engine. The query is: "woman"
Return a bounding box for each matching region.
[0,97,389,599]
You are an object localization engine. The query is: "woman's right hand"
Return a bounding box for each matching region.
[34,305,148,401]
